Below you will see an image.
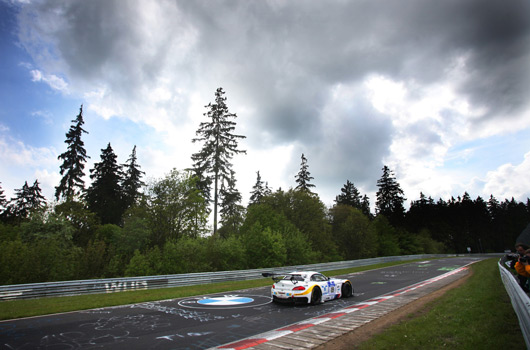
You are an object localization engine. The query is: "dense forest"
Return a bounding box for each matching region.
[1,88,529,285]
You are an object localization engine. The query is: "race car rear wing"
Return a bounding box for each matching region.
[262,272,284,283]
[262,272,303,284]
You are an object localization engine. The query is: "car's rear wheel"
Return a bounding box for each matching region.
[310,287,322,305]
[341,281,353,298]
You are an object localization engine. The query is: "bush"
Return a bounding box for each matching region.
[331,205,377,260]
[206,236,246,271]
[161,238,210,274]
[242,222,287,268]
[125,249,155,277]
[0,240,32,284]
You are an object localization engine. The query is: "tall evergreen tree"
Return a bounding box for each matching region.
[295,153,315,194]
[86,143,124,225]
[4,180,46,221]
[190,87,246,235]
[219,169,245,237]
[375,165,406,225]
[28,180,46,212]
[249,171,271,206]
[361,194,371,217]
[335,180,361,208]
[12,181,32,219]
[55,105,90,201]
[121,145,145,209]
[0,182,6,211]
[487,195,499,221]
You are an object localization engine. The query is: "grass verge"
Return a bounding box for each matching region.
[357,258,525,350]
[0,259,421,321]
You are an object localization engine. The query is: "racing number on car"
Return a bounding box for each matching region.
[330,286,335,293]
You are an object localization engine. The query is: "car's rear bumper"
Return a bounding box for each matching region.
[272,295,309,304]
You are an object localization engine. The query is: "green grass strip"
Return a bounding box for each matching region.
[0,260,422,320]
[357,258,525,350]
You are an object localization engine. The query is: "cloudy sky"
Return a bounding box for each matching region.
[1,0,529,214]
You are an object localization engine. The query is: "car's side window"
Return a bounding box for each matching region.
[311,274,327,282]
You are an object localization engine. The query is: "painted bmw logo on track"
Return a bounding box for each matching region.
[178,294,272,309]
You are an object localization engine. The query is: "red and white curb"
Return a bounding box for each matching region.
[210,266,470,350]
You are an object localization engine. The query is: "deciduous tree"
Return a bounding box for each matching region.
[145,169,208,246]
[330,204,377,259]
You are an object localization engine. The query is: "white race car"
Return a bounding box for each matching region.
[263,271,353,305]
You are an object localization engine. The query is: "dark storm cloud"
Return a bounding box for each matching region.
[441,1,530,122]
[15,0,530,202]
[309,95,393,195]
[18,0,193,106]
[176,0,530,145]
[20,0,529,130]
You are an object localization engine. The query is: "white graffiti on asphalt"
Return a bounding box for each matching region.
[156,331,214,341]
[3,330,136,349]
[80,314,171,332]
[133,302,230,322]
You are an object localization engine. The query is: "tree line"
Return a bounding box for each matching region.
[1,88,529,285]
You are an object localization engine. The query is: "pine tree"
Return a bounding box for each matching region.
[361,195,371,217]
[335,180,361,208]
[28,180,46,212]
[121,145,145,210]
[4,180,46,221]
[219,169,245,237]
[487,194,499,221]
[295,153,315,194]
[0,182,6,210]
[190,87,246,235]
[55,105,90,201]
[249,171,271,206]
[11,182,31,220]
[375,165,406,225]
[86,143,124,225]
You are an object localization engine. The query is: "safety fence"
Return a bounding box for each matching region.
[0,254,453,301]
[498,257,530,349]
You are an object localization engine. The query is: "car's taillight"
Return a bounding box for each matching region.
[272,285,275,289]
[292,286,306,291]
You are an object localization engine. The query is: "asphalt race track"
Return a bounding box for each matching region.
[0,257,485,349]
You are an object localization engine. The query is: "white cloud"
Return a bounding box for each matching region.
[361,73,513,204]
[483,152,530,201]
[31,110,53,125]
[0,133,59,199]
[30,69,68,92]
[233,143,296,205]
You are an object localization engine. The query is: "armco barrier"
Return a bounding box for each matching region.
[498,257,530,349]
[0,254,450,301]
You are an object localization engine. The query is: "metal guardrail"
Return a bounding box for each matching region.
[3,253,525,346]
[0,254,451,301]
[498,257,530,349]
